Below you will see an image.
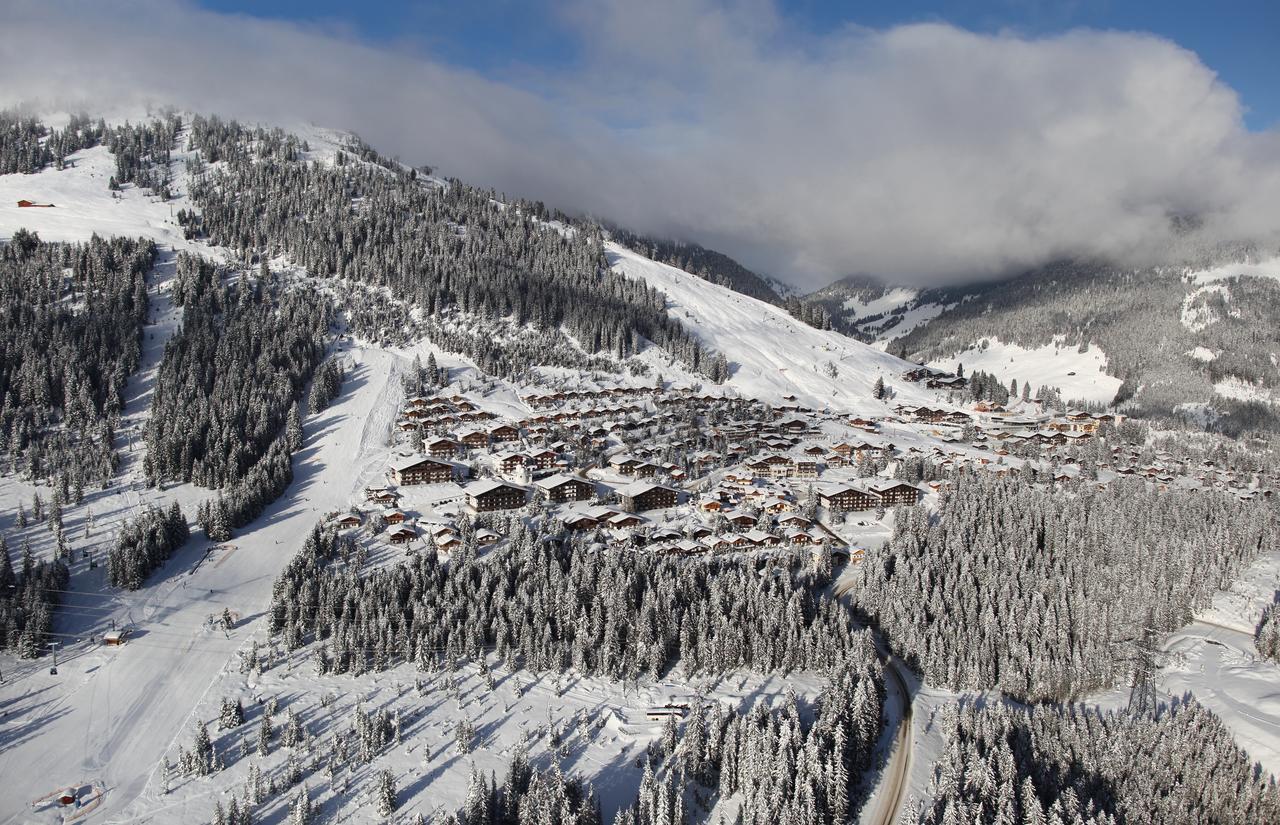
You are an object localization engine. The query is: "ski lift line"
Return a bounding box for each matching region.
[22,631,240,654]
[34,587,217,603]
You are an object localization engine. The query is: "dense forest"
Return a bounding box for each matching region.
[0,534,69,658]
[1258,601,1280,662]
[0,231,155,486]
[177,116,725,382]
[143,253,328,490]
[106,502,190,590]
[852,475,1279,700]
[0,110,104,174]
[258,523,887,824]
[920,700,1280,825]
[269,523,869,680]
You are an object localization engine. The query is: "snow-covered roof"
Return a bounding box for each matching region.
[391,456,450,472]
[533,473,592,490]
[467,479,527,497]
[616,480,677,498]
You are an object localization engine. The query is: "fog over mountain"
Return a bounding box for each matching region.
[6,0,1280,287]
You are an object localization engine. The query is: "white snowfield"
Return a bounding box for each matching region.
[607,244,934,414]
[1187,256,1280,286]
[0,144,202,252]
[1158,548,1280,776]
[840,287,918,321]
[928,336,1123,405]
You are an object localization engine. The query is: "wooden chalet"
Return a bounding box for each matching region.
[818,485,880,512]
[490,423,521,442]
[617,481,679,513]
[534,473,596,503]
[563,513,600,530]
[467,480,529,512]
[459,430,489,449]
[387,526,417,545]
[423,437,462,457]
[867,480,922,506]
[390,456,454,485]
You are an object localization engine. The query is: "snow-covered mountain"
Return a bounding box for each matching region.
[609,244,931,412]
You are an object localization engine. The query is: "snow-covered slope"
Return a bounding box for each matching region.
[1187,255,1280,286]
[0,143,198,249]
[928,336,1123,405]
[608,243,935,412]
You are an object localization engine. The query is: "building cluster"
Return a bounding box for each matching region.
[347,369,1256,563]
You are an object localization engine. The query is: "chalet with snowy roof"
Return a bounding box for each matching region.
[608,454,641,473]
[779,418,809,435]
[458,429,489,449]
[391,456,455,486]
[818,485,880,512]
[423,437,462,457]
[744,528,780,547]
[607,512,645,529]
[617,481,680,513]
[489,423,521,442]
[333,513,363,529]
[793,460,819,480]
[534,473,596,503]
[387,526,417,545]
[867,480,921,506]
[467,479,529,512]
[563,513,600,530]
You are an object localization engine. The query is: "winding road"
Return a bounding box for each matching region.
[860,658,913,825]
[834,575,915,825]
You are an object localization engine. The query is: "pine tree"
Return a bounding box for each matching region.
[219,696,245,730]
[290,785,311,825]
[375,769,397,817]
[257,715,273,756]
[285,402,304,453]
[191,721,213,776]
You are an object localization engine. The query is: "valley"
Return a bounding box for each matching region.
[0,110,1277,825]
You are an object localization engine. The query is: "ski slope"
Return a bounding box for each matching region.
[0,343,404,824]
[607,244,934,413]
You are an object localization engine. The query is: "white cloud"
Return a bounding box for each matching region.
[5,0,1280,288]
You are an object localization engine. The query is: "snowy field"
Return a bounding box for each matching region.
[1186,256,1280,286]
[839,288,918,322]
[116,644,825,824]
[927,336,1122,405]
[1157,549,1280,775]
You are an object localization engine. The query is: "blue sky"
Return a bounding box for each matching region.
[202,0,1280,130]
